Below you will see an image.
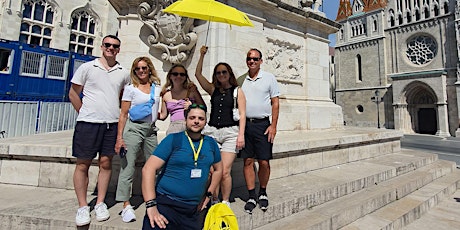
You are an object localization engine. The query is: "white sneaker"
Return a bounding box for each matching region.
[221,200,231,207]
[121,205,136,223]
[75,206,90,226]
[94,202,110,222]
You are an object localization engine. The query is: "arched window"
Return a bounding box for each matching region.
[398,14,403,25]
[434,5,439,16]
[407,12,412,23]
[415,10,421,21]
[20,0,54,47]
[373,20,377,32]
[443,2,448,14]
[69,10,96,55]
[356,54,363,82]
[424,7,430,18]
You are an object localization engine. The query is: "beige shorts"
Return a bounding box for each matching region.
[166,120,186,135]
[203,125,239,153]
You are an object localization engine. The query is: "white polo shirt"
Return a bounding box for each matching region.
[241,70,280,118]
[71,59,130,123]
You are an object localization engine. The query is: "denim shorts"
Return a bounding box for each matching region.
[72,121,118,160]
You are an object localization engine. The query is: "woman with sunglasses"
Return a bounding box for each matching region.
[115,57,162,223]
[158,64,205,135]
[195,45,246,206]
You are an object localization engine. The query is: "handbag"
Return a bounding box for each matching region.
[128,85,155,121]
[232,87,240,121]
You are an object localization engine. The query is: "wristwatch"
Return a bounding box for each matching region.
[206,191,213,198]
[145,199,157,208]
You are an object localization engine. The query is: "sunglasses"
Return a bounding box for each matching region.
[103,43,120,49]
[216,70,228,75]
[171,72,186,77]
[188,103,207,112]
[134,66,148,71]
[246,57,260,62]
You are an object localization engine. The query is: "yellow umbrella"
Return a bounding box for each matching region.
[163,0,254,43]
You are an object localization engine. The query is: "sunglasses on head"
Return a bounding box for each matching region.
[246,57,260,62]
[134,66,148,71]
[188,103,207,112]
[103,43,120,49]
[216,70,228,75]
[171,72,186,77]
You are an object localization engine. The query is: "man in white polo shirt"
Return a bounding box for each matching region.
[69,35,130,226]
[237,48,280,213]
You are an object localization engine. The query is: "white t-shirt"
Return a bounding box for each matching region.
[71,59,130,123]
[122,84,162,123]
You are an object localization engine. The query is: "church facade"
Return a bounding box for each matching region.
[334,0,460,137]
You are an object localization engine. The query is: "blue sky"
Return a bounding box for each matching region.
[322,0,342,46]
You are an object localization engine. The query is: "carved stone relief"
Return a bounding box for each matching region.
[138,0,197,64]
[265,38,303,85]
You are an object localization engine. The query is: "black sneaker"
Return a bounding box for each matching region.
[244,198,257,213]
[258,194,269,211]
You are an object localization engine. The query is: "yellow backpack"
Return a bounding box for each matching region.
[203,203,239,230]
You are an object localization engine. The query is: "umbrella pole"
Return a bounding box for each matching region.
[205,21,211,46]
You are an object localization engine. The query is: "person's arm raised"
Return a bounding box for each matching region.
[194,45,214,95]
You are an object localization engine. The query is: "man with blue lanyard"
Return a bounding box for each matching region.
[141,104,223,229]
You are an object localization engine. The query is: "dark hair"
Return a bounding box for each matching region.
[161,64,195,96]
[212,63,238,89]
[248,48,262,59]
[103,35,121,44]
[184,103,207,118]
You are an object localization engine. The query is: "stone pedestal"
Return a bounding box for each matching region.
[110,0,342,131]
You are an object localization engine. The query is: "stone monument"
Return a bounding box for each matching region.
[109,0,343,132]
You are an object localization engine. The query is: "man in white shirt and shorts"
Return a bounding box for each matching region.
[69,35,130,226]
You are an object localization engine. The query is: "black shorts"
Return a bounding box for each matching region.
[72,121,118,160]
[142,194,201,230]
[240,119,273,160]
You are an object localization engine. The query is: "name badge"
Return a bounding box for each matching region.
[191,168,202,178]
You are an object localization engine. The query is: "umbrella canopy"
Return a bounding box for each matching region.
[163,0,254,27]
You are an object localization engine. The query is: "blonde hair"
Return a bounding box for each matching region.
[130,57,160,87]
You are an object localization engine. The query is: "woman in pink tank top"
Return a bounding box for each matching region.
[158,64,205,135]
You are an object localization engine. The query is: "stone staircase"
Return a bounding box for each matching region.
[248,150,459,229]
[0,127,458,229]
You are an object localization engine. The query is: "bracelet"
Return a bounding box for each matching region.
[206,191,213,198]
[145,199,157,208]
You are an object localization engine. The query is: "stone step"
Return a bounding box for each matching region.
[230,150,448,229]
[0,150,444,230]
[251,159,458,230]
[342,170,460,230]
[402,190,460,230]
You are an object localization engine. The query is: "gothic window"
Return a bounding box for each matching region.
[356,54,363,82]
[20,0,54,47]
[415,10,421,20]
[407,12,412,23]
[406,35,437,65]
[340,29,344,39]
[434,5,440,16]
[398,14,403,25]
[69,10,96,55]
[389,9,395,27]
[424,7,430,18]
[443,2,448,14]
[373,20,377,32]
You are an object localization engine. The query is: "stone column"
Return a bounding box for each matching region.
[436,102,451,137]
[456,81,460,137]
